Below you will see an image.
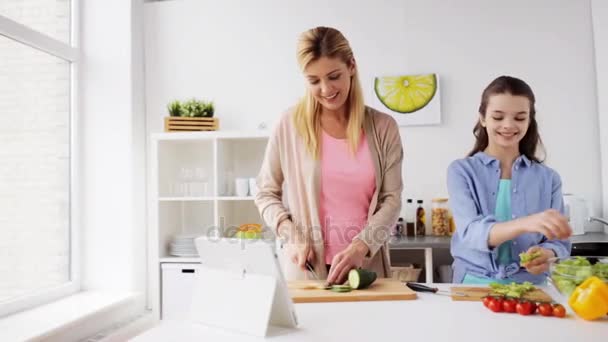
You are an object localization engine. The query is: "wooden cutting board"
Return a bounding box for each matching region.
[288,278,417,303]
[450,286,553,302]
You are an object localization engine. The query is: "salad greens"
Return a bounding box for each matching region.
[489,282,536,298]
[519,250,542,265]
[551,256,608,296]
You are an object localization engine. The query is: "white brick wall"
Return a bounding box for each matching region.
[0,0,70,43]
[0,0,71,302]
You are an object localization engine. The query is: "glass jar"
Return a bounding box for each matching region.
[448,210,456,236]
[405,198,415,237]
[415,200,426,236]
[431,198,450,236]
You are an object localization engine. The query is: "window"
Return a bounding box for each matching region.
[0,1,77,317]
[0,0,71,43]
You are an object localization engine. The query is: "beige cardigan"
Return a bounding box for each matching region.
[255,106,403,280]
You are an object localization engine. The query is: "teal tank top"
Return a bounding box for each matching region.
[495,179,513,265]
[462,179,513,285]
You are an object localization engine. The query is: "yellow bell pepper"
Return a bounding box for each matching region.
[568,276,608,321]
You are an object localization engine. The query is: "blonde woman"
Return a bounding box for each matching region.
[255,27,403,284]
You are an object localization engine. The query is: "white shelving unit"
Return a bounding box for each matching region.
[148,130,270,319]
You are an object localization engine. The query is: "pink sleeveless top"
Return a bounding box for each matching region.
[319,130,376,264]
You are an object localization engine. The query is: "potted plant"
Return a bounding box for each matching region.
[164,98,218,132]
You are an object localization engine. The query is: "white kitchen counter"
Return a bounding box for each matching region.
[131,284,607,341]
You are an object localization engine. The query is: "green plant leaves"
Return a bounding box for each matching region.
[167,98,214,118]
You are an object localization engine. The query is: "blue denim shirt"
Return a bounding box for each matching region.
[447,152,571,284]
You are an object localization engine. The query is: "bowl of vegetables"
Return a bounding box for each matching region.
[549,256,608,296]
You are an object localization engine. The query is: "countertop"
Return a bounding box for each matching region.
[132,284,608,341]
[389,235,451,249]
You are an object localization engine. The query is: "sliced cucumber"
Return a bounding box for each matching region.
[330,285,352,293]
[348,269,377,289]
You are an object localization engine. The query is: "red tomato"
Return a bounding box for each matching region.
[552,304,566,318]
[482,296,493,308]
[538,303,553,317]
[488,297,504,313]
[516,300,535,315]
[502,298,517,313]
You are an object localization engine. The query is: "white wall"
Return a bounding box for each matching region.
[592,0,608,232]
[144,0,603,229]
[80,0,147,292]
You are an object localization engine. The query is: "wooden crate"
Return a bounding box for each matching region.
[164,117,219,132]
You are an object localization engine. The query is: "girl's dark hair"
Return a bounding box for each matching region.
[468,75,544,162]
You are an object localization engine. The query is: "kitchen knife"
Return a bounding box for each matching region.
[405,282,468,297]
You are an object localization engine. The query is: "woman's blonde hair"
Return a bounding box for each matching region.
[294,26,365,159]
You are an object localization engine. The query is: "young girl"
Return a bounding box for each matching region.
[448,76,572,284]
[255,27,403,283]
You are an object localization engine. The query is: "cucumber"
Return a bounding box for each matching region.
[330,285,352,293]
[348,269,377,289]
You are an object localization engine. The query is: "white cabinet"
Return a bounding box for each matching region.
[161,263,203,320]
[148,131,270,319]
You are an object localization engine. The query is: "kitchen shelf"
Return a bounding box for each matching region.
[148,131,269,320]
[159,257,201,263]
[158,197,215,201]
[158,196,257,201]
[216,196,256,201]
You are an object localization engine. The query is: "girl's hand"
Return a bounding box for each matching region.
[327,239,369,284]
[521,246,555,275]
[521,209,572,240]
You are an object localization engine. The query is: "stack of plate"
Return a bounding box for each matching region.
[169,234,200,257]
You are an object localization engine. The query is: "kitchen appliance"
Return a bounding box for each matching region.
[563,193,588,235]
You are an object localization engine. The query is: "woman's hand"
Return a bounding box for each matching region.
[279,219,314,271]
[521,246,556,275]
[521,209,572,240]
[327,239,369,284]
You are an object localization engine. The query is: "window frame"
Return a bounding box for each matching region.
[0,2,80,318]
